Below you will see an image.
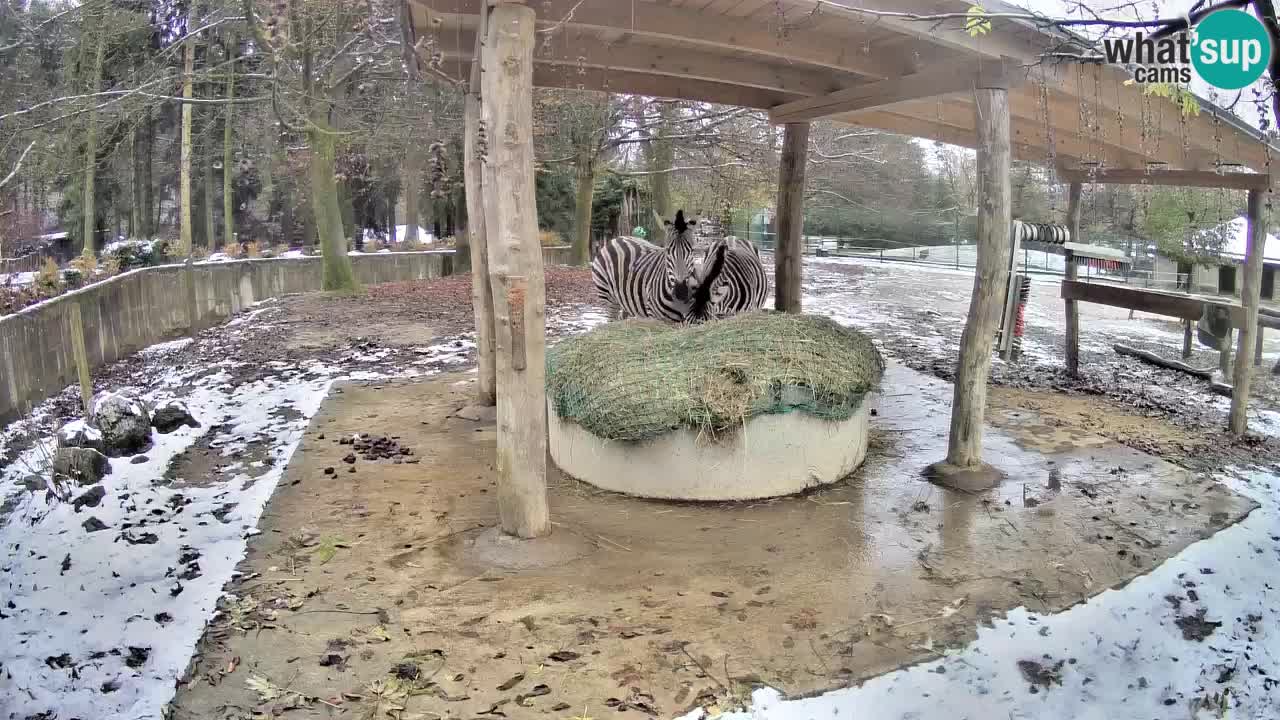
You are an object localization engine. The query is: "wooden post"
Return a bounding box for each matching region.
[1219,329,1233,380]
[1256,326,1265,367]
[928,86,1011,489]
[465,2,496,406]
[1182,320,1193,359]
[1229,188,1266,435]
[1063,182,1082,377]
[69,303,93,416]
[185,256,199,340]
[481,2,550,538]
[774,122,809,313]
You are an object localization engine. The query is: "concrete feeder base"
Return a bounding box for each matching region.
[547,396,872,501]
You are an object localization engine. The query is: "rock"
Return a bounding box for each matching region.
[57,419,104,452]
[151,399,199,434]
[130,455,149,465]
[72,485,106,512]
[52,447,111,486]
[93,392,152,455]
[455,405,497,423]
[82,516,109,532]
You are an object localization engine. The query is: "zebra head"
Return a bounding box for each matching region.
[662,210,699,305]
[686,242,729,324]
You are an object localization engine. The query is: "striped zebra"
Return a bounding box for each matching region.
[693,235,769,320]
[591,210,701,322]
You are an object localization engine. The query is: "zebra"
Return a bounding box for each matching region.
[693,235,769,320]
[591,210,702,322]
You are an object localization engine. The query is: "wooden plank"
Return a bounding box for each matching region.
[531,65,795,110]
[770,58,1022,124]
[1230,188,1266,435]
[466,1,495,405]
[1061,280,1211,321]
[1058,168,1271,191]
[481,2,550,538]
[774,122,808,313]
[465,91,496,405]
[944,87,1011,471]
[423,0,905,80]
[1064,184,1082,377]
[442,30,852,96]
[69,302,93,416]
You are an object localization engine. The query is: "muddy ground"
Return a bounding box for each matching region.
[168,370,1253,720]
[5,256,1279,719]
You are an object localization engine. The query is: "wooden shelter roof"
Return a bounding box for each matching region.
[411,0,1280,183]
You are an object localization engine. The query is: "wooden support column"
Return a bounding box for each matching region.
[1229,188,1266,435]
[1182,320,1193,359]
[774,122,808,313]
[1256,327,1265,367]
[465,2,495,406]
[1063,182,1082,377]
[480,2,550,538]
[927,86,1011,491]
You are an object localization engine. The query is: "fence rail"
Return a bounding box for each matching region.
[0,253,43,275]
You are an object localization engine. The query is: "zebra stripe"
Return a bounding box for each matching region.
[591,220,698,322]
[696,236,768,319]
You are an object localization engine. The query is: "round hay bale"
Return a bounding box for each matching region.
[546,312,885,500]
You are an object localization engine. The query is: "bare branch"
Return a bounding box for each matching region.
[0,141,36,190]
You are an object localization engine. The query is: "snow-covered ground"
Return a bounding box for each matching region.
[692,465,1279,720]
[0,304,477,719]
[3,258,1279,719]
[0,271,35,287]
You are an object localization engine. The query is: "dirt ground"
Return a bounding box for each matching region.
[169,365,1253,720]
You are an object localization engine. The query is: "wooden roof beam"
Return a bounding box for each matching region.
[782,0,1052,60]
[440,31,853,96]
[1057,167,1272,190]
[769,57,1023,124]
[418,0,910,80]
[531,65,797,109]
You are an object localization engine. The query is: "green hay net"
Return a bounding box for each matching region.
[546,312,886,441]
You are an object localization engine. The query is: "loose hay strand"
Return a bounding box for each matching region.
[546,312,885,441]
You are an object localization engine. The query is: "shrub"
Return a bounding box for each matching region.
[539,230,564,247]
[245,241,261,258]
[65,255,99,288]
[35,258,61,295]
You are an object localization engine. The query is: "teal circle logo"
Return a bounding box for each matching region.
[1192,9,1272,90]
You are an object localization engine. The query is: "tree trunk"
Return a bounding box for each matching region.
[481,2,549,538]
[308,124,359,292]
[403,146,422,245]
[1230,188,1266,435]
[646,104,675,223]
[144,108,155,239]
[774,122,809,313]
[223,36,236,246]
[178,40,195,255]
[572,153,594,264]
[81,25,106,258]
[203,131,216,250]
[940,87,1012,477]
[130,130,141,239]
